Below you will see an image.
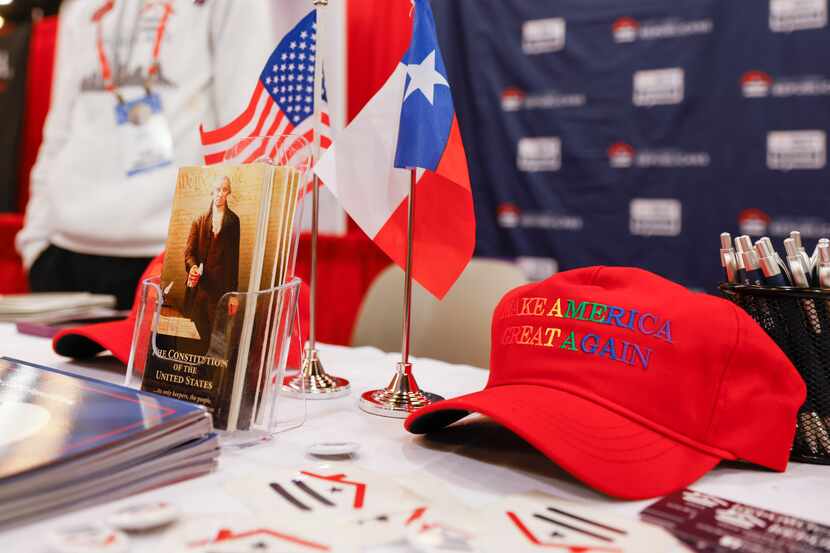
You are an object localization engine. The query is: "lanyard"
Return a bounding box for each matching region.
[93,0,174,102]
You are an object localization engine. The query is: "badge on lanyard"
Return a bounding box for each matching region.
[94,0,176,177]
[115,92,174,177]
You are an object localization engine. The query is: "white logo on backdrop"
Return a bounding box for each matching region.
[613,17,713,42]
[767,130,827,170]
[743,71,830,98]
[500,88,586,112]
[608,143,636,168]
[741,71,773,97]
[608,142,709,168]
[496,204,582,231]
[522,18,566,54]
[497,204,521,228]
[516,257,559,281]
[630,199,683,237]
[633,68,684,106]
[612,18,639,42]
[517,137,562,172]
[770,0,827,32]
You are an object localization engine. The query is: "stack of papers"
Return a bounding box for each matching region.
[0,358,218,528]
[0,292,121,324]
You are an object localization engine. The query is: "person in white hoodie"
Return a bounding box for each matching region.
[17,0,277,309]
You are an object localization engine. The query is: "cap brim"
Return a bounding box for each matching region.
[53,319,134,365]
[405,384,725,500]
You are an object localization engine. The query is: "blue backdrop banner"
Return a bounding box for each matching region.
[431,0,830,290]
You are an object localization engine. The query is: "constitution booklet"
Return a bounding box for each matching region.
[0,358,216,528]
[142,163,300,431]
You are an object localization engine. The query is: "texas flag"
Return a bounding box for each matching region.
[315,0,475,299]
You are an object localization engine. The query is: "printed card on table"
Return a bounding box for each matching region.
[642,488,830,553]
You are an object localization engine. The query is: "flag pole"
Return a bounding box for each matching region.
[359,168,443,418]
[284,0,350,399]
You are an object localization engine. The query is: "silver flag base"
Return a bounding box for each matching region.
[358,362,443,418]
[283,347,351,399]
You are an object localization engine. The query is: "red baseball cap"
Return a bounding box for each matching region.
[405,266,806,500]
[53,253,309,367]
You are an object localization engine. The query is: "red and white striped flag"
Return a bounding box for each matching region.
[200,10,331,168]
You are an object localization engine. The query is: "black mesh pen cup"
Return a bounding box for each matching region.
[720,283,830,465]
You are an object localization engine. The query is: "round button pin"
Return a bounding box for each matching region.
[107,501,180,532]
[49,524,129,553]
[306,441,361,457]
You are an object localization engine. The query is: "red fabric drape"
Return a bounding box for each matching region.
[17,16,58,213]
[294,232,390,345]
[0,16,58,294]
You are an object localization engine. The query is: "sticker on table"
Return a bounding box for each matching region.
[161,515,340,552]
[406,509,483,553]
[332,506,433,550]
[48,524,129,553]
[225,465,425,521]
[474,492,682,553]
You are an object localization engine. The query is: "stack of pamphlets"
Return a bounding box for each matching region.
[0,358,217,528]
[0,292,120,324]
[142,163,301,431]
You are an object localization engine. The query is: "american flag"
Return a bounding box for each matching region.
[200,10,331,168]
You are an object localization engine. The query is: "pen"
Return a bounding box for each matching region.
[818,243,830,289]
[791,231,812,281]
[735,247,747,284]
[811,238,829,277]
[759,236,791,283]
[735,235,763,285]
[720,232,738,284]
[755,239,789,286]
[785,238,809,288]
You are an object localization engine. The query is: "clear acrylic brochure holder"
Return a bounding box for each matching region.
[125,134,312,446]
[125,276,306,446]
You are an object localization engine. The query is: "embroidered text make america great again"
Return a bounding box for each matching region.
[500,297,673,370]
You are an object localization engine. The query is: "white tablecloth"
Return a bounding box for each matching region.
[1,323,829,550]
